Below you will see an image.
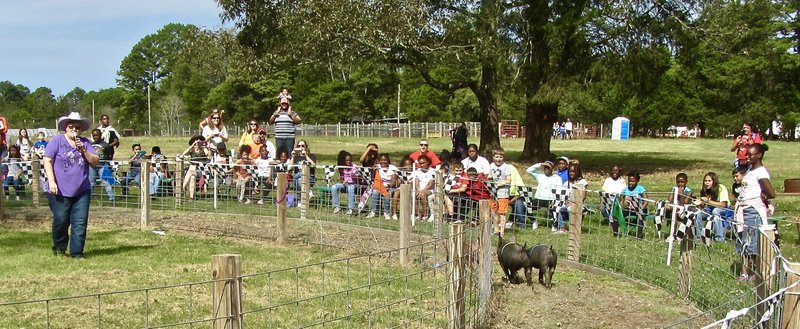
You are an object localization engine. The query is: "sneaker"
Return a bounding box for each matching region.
[244,199,252,205]
[308,190,314,198]
[391,214,398,220]
[452,219,464,224]
[504,222,513,229]
[15,196,20,201]
[738,274,749,282]
[551,226,558,232]
[366,212,376,219]
[532,221,539,230]
[427,214,435,222]
[346,209,353,216]
[333,207,341,214]
[384,213,391,220]
[256,199,264,205]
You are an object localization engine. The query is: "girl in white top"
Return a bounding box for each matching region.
[16,128,33,160]
[461,144,491,175]
[734,143,775,282]
[525,161,563,229]
[369,154,399,219]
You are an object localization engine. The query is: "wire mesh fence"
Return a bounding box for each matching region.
[2,157,799,328]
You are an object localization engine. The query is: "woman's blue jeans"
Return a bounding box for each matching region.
[48,189,91,257]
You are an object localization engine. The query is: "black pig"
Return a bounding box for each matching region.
[497,236,532,285]
[526,244,558,289]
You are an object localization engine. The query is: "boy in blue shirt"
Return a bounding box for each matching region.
[618,170,649,239]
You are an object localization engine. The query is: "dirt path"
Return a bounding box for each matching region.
[487,261,707,329]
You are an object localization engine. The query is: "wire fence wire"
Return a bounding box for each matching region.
[2,157,799,328]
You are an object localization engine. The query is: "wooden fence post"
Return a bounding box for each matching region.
[568,187,584,262]
[477,200,492,326]
[756,225,776,321]
[300,164,310,220]
[399,184,411,266]
[140,160,150,229]
[447,223,465,329]
[276,172,287,244]
[783,262,800,329]
[433,172,445,238]
[175,159,184,206]
[678,234,694,298]
[31,159,40,206]
[211,254,242,329]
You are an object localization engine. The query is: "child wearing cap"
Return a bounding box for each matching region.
[556,156,570,183]
[526,160,563,230]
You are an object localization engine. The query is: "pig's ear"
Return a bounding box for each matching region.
[522,242,528,250]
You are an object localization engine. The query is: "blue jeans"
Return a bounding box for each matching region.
[88,166,115,201]
[736,207,761,256]
[370,188,395,214]
[556,207,570,230]
[332,183,356,210]
[293,172,315,194]
[695,207,731,241]
[48,189,91,257]
[121,169,141,195]
[3,176,25,197]
[276,138,296,155]
[513,198,527,228]
[150,172,162,195]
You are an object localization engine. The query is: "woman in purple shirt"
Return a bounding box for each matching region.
[43,112,100,258]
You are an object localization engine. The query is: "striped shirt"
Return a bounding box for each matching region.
[273,111,296,139]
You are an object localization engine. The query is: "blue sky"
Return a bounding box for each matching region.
[0,0,226,97]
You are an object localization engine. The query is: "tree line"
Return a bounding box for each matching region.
[1,0,797,160]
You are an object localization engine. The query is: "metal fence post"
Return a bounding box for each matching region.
[568,187,584,262]
[211,254,242,329]
[447,223,465,329]
[175,159,184,207]
[477,200,492,326]
[277,172,287,244]
[301,164,310,220]
[399,184,411,266]
[434,171,445,238]
[140,160,150,229]
[0,175,5,220]
[31,159,40,206]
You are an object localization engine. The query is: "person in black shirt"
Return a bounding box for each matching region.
[89,129,115,201]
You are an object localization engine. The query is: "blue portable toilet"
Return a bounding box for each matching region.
[611,117,630,141]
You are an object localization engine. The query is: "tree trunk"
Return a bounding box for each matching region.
[521,102,557,161]
[472,64,501,155]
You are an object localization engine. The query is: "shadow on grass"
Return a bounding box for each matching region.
[505,150,719,176]
[88,244,156,257]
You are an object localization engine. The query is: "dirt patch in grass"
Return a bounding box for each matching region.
[486,260,709,329]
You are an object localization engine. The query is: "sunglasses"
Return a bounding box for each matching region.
[419,143,428,146]
[211,117,220,120]
[66,125,80,130]
[298,144,306,147]
[250,123,257,125]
